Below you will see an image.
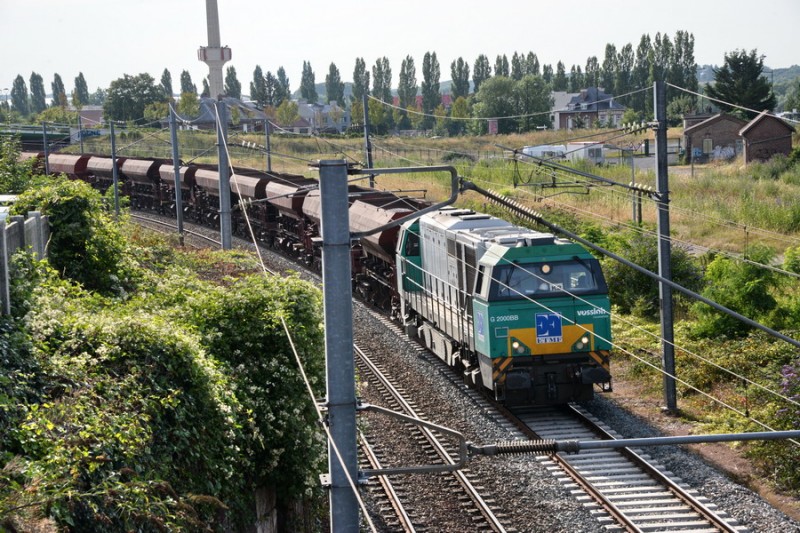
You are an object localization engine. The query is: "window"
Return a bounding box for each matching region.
[487,259,606,301]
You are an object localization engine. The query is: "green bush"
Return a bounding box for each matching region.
[692,245,778,338]
[11,176,139,296]
[0,137,38,194]
[602,230,704,319]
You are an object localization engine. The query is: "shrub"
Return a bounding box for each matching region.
[0,136,38,194]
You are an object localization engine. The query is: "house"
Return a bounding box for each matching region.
[739,111,795,163]
[178,97,268,131]
[70,105,104,127]
[683,113,746,163]
[550,91,577,130]
[296,101,351,133]
[552,87,625,130]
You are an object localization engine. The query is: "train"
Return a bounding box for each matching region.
[19,151,613,406]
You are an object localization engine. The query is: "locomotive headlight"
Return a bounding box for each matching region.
[541,264,551,275]
[512,341,520,349]
[581,336,589,344]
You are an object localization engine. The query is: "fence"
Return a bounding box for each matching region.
[0,212,49,314]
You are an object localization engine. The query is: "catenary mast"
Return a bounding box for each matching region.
[197,0,231,98]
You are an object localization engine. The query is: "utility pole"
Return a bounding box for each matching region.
[264,119,272,172]
[215,99,232,249]
[654,80,677,413]
[41,122,50,175]
[169,103,184,245]
[319,160,359,532]
[110,121,120,217]
[362,92,374,187]
[78,114,84,153]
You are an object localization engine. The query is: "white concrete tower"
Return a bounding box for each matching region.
[197,0,231,98]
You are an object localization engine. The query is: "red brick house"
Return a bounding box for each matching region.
[683,113,746,163]
[739,111,795,163]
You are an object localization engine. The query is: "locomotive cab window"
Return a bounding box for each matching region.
[403,232,420,256]
[487,258,606,301]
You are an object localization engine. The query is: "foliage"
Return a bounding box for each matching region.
[1,216,326,529]
[10,176,137,295]
[472,76,516,134]
[51,73,67,108]
[692,245,778,338]
[512,75,552,132]
[275,99,299,127]
[706,49,777,119]
[397,55,418,109]
[450,57,470,100]
[10,75,29,116]
[160,68,173,100]
[29,72,47,115]
[224,66,242,99]
[602,229,704,319]
[176,92,200,119]
[179,70,197,96]
[0,136,38,194]
[472,54,491,94]
[421,51,441,129]
[300,61,317,104]
[250,65,267,108]
[73,72,90,107]
[784,245,800,274]
[325,62,345,106]
[351,57,369,105]
[104,73,165,124]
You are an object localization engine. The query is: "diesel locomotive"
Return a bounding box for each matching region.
[19,151,613,406]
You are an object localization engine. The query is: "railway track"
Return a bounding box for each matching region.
[354,343,513,532]
[514,404,747,532]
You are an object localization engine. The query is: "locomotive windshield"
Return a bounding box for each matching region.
[487,258,606,301]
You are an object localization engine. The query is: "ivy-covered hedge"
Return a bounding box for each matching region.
[1,178,326,530]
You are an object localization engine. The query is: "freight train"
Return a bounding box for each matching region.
[20,151,613,405]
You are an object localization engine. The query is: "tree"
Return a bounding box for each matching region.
[513,75,552,132]
[250,65,267,107]
[398,55,418,109]
[584,56,600,88]
[553,62,567,91]
[177,92,200,118]
[650,32,672,83]
[542,64,553,84]
[600,44,617,94]
[421,51,441,129]
[300,61,317,103]
[161,68,173,100]
[525,52,540,76]
[568,65,584,92]
[352,58,369,105]
[224,66,241,99]
[88,88,106,106]
[510,52,523,80]
[325,62,345,105]
[472,76,516,134]
[275,67,290,107]
[494,54,509,77]
[51,74,67,107]
[706,49,775,118]
[632,34,652,115]
[201,78,210,98]
[449,96,469,136]
[472,54,491,94]
[450,57,470,100]
[103,73,164,123]
[275,99,299,126]
[615,43,635,101]
[29,72,47,115]
[73,72,90,106]
[180,70,197,95]
[371,57,392,102]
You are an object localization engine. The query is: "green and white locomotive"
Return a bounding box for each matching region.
[396,206,612,406]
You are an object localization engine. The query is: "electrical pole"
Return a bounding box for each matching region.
[264,119,272,173]
[654,80,677,413]
[216,99,232,249]
[362,92,374,187]
[41,122,50,175]
[169,103,184,245]
[78,114,84,154]
[319,160,359,533]
[110,121,120,217]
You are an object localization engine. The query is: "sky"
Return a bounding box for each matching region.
[1,0,798,99]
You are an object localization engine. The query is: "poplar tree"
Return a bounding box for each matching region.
[300,61,317,103]
[601,44,617,94]
[11,75,29,116]
[397,56,418,109]
[494,54,509,77]
[251,65,267,107]
[553,62,567,91]
[325,62,345,105]
[73,72,90,106]
[51,74,67,107]
[30,72,47,114]
[180,71,197,95]
[275,67,290,107]
[352,58,369,105]
[472,54,491,93]
[224,66,242,99]
[450,57,470,100]
[161,69,173,100]
[421,51,440,129]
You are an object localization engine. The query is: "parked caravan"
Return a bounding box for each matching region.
[566,142,605,164]
[521,145,567,160]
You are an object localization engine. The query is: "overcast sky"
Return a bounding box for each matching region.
[1,0,797,97]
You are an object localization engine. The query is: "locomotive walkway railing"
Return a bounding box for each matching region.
[0,211,49,315]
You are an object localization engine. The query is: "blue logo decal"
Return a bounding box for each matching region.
[476,311,485,342]
[535,313,563,344]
